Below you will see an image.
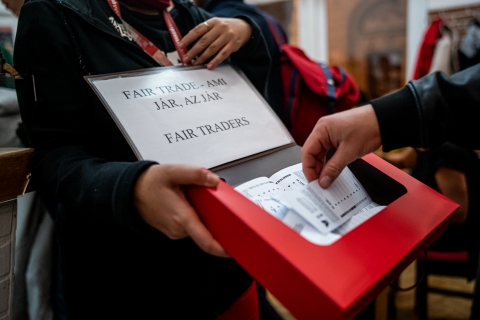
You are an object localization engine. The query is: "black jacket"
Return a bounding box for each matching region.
[15,0,270,318]
[371,63,480,151]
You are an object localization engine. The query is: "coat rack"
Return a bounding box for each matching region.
[429,5,480,38]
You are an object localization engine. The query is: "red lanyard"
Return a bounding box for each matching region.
[107,0,189,66]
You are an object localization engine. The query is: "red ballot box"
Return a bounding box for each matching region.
[187,152,459,320]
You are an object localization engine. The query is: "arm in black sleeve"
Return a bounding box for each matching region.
[228,14,271,95]
[186,1,271,95]
[15,1,159,236]
[371,63,480,151]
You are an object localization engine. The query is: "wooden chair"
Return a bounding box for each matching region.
[414,249,476,320]
[0,148,34,320]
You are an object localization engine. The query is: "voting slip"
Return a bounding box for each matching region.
[85,65,293,169]
[235,163,386,245]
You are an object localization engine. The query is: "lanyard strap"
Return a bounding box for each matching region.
[107,0,188,66]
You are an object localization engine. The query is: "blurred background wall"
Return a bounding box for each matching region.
[247,0,480,101]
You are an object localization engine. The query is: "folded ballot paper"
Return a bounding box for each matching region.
[234,163,386,245]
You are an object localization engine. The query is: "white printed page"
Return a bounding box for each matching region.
[234,163,385,245]
[281,167,372,234]
[235,177,286,199]
[234,177,290,221]
[234,201,385,246]
[261,203,385,246]
[282,210,341,245]
[269,163,308,190]
[234,178,341,245]
[334,203,386,235]
[250,198,290,220]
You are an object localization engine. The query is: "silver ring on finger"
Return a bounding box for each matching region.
[203,21,210,31]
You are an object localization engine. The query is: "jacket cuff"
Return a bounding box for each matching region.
[370,86,421,151]
[231,14,263,58]
[114,160,161,237]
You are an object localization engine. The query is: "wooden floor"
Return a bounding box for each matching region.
[266,261,476,320]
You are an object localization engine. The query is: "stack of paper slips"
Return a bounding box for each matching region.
[235,163,386,245]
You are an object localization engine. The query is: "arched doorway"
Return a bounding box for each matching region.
[347,0,407,99]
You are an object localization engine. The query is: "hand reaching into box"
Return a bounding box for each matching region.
[302,105,381,188]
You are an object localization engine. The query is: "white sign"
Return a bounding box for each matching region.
[87,65,293,168]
